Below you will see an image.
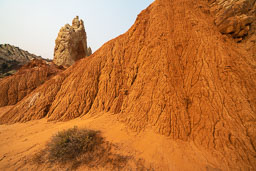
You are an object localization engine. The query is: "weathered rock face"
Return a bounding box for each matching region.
[0,59,63,107]
[87,47,92,56]
[210,0,256,57]
[0,0,256,170]
[53,16,89,66]
[0,44,42,78]
[210,0,255,38]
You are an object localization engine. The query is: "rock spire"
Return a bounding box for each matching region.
[53,16,89,66]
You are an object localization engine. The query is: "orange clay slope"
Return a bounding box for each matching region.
[0,0,255,169]
[0,59,63,107]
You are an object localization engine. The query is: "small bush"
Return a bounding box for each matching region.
[33,127,151,170]
[47,127,101,164]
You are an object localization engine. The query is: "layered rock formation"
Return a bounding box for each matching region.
[0,0,256,170]
[53,16,91,66]
[0,44,42,78]
[0,59,63,107]
[210,0,256,57]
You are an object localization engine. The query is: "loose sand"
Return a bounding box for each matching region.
[0,111,223,170]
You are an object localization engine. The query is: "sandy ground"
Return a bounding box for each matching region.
[0,111,222,170]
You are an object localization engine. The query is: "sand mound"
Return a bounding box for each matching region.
[0,0,255,169]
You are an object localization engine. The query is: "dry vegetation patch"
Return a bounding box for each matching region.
[47,127,100,163]
[33,127,150,170]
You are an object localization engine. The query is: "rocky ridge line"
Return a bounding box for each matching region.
[0,44,42,78]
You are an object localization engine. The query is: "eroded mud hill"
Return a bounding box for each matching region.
[1,0,255,169]
[0,59,63,107]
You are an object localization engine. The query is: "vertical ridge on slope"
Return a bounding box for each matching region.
[0,0,255,169]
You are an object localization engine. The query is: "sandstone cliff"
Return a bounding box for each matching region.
[0,0,255,170]
[53,16,91,66]
[0,44,42,78]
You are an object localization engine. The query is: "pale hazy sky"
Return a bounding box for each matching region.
[0,0,154,59]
